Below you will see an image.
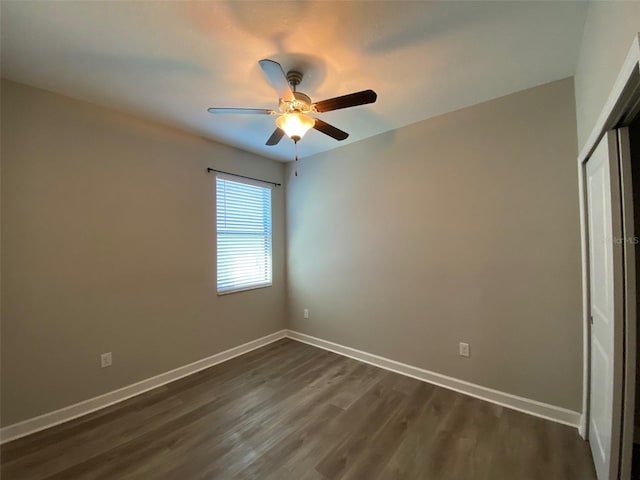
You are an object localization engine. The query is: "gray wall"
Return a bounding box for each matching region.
[574,2,640,151]
[1,80,287,426]
[286,78,583,411]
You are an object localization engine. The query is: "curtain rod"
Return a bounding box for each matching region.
[206,168,281,187]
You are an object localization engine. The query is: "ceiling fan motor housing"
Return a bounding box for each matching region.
[286,70,304,88]
[280,91,312,113]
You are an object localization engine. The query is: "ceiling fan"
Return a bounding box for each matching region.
[207,59,377,146]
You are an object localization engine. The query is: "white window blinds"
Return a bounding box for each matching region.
[216,175,272,294]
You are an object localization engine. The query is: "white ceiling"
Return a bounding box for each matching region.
[1,1,588,162]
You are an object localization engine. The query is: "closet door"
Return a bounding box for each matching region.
[618,127,636,480]
[586,130,625,480]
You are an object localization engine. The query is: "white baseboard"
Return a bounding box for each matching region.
[579,416,587,439]
[285,330,582,430]
[0,330,287,444]
[1,327,582,444]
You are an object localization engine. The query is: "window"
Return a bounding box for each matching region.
[216,175,272,294]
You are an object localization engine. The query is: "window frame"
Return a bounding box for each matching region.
[215,173,273,295]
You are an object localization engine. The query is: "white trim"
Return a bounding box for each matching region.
[577,33,640,442]
[217,282,273,296]
[578,34,640,164]
[578,159,591,440]
[579,416,587,439]
[0,327,583,445]
[0,330,287,444]
[285,330,581,429]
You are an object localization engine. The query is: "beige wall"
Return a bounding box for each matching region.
[0,74,586,425]
[0,80,286,426]
[286,78,583,410]
[574,2,640,151]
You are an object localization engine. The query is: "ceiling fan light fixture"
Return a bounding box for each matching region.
[208,59,376,148]
[276,113,315,142]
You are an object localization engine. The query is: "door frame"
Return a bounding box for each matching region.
[618,128,636,480]
[578,34,640,479]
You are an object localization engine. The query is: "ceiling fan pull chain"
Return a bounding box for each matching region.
[294,140,299,176]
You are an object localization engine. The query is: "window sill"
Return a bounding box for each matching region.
[217,283,272,296]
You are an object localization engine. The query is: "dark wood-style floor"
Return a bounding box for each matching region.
[1,339,596,480]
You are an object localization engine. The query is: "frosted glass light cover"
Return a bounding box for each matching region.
[276,113,315,140]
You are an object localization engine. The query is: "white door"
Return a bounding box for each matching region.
[586,130,625,480]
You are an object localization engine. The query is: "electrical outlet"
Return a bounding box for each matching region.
[303,309,309,319]
[101,352,112,368]
[459,342,470,358]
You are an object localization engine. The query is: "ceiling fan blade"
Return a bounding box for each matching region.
[313,118,349,141]
[207,108,274,115]
[258,59,295,102]
[313,89,377,113]
[266,128,285,146]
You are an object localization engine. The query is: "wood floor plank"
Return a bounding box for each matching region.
[314,372,425,479]
[0,339,597,480]
[339,381,437,480]
[40,343,334,480]
[376,386,463,480]
[2,339,319,480]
